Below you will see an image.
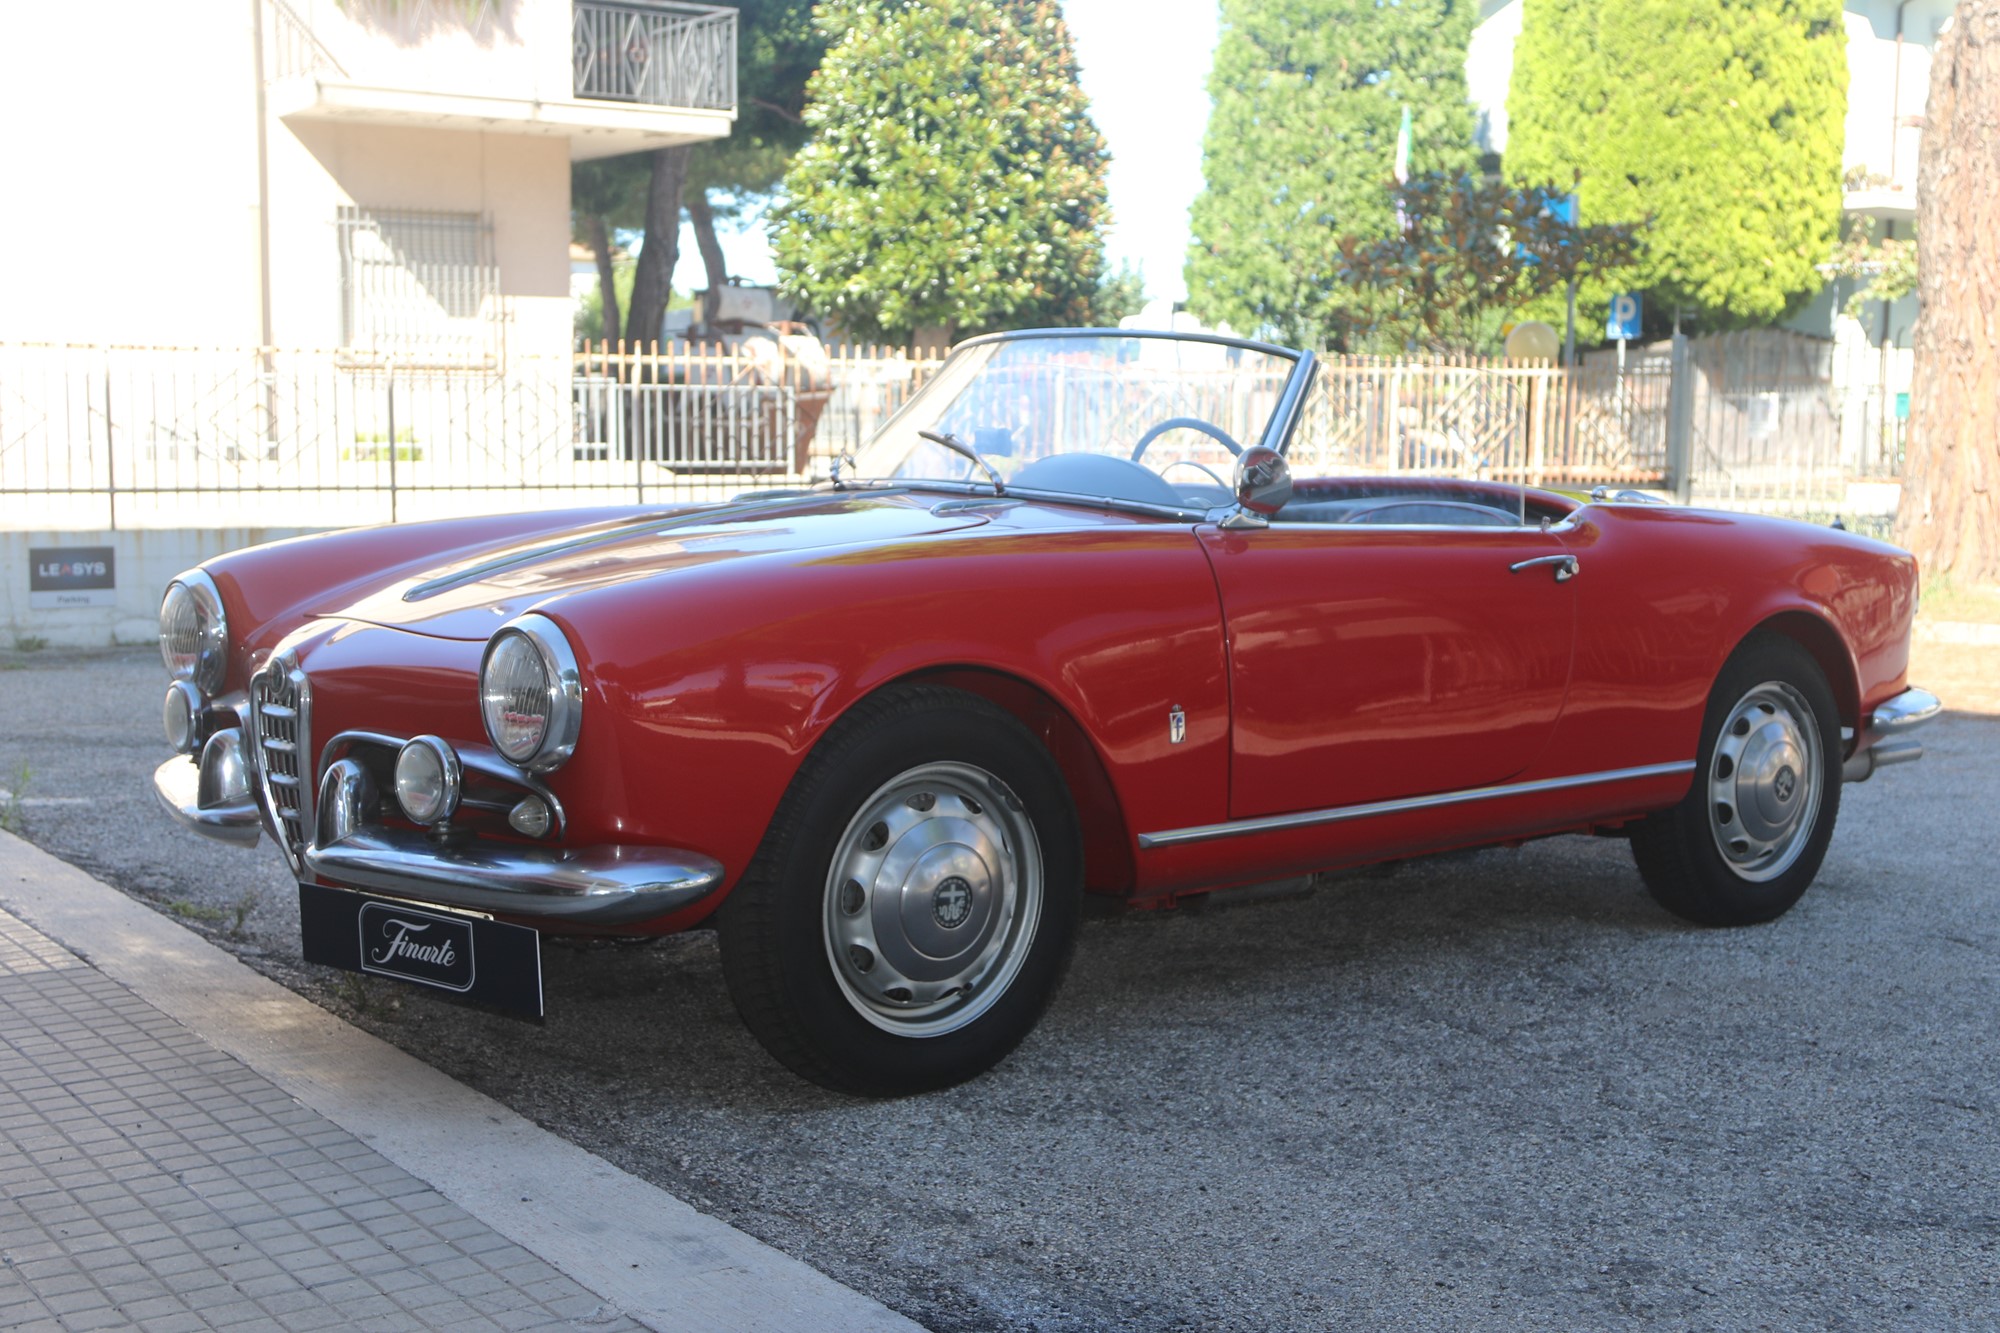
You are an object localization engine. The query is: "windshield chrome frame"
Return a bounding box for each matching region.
[847,328,1320,517]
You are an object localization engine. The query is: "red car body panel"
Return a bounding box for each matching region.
[193,480,1919,931]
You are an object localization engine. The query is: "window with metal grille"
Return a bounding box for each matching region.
[336,207,498,359]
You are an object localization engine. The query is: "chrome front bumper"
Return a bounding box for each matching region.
[1843,686,1943,783]
[155,727,726,925]
[303,755,723,926]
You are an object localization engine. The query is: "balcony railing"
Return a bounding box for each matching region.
[573,1,736,112]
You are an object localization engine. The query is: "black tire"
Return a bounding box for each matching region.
[1630,635,1843,927]
[719,685,1082,1096]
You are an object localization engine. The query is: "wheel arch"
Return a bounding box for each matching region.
[1740,611,1861,740]
[873,665,1137,897]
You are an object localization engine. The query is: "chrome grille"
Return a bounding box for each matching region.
[252,654,313,875]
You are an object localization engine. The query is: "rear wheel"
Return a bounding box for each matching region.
[720,686,1082,1095]
[1630,636,1843,926]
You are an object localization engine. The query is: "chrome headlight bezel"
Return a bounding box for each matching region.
[160,570,228,695]
[479,614,584,773]
[394,735,463,826]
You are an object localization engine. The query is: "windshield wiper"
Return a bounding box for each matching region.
[919,429,1006,495]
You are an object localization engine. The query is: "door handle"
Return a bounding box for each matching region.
[1509,554,1579,582]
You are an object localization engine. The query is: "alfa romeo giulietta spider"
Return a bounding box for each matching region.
[153,329,1939,1094]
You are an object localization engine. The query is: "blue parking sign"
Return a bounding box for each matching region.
[1607,292,1642,341]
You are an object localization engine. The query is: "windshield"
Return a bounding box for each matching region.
[852,331,1307,511]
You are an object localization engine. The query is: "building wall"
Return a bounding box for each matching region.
[1841,0,1956,191]
[0,1,580,359]
[0,6,264,346]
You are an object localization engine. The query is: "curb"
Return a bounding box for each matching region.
[0,830,924,1333]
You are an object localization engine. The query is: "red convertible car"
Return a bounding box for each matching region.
[154,329,1939,1095]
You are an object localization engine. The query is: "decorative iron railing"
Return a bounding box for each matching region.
[264,0,348,82]
[572,1,736,112]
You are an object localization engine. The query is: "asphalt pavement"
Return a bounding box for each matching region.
[3,641,1996,1331]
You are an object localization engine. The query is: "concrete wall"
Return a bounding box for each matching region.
[2,529,330,649]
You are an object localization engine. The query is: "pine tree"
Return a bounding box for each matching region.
[1505,0,1846,332]
[1185,0,1479,346]
[771,0,1111,343]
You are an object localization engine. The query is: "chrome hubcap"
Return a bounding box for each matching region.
[1706,681,1822,882]
[823,761,1043,1036]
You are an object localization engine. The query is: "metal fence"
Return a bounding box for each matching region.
[0,344,941,530]
[1292,353,1676,486]
[0,337,1898,532]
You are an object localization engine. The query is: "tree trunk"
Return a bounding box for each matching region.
[1897,2,2000,583]
[585,213,620,346]
[687,191,731,328]
[624,145,689,347]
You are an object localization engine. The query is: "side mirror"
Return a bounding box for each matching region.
[1224,446,1292,527]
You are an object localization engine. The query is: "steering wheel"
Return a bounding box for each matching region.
[1129,416,1244,462]
[1161,458,1231,489]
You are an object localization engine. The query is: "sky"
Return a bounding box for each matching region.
[677,0,1222,305]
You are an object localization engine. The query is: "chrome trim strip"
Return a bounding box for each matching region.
[1870,687,1941,733]
[306,764,722,926]
[1136,761,1698,849]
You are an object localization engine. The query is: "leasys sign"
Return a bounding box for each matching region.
[29,547,116,609]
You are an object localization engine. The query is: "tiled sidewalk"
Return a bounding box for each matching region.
[0,908,641,1332]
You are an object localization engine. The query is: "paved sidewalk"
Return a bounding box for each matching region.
[0,908,640,1331]
[0,832,923,1333]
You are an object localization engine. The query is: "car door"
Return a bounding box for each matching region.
[1197,520,1578,820]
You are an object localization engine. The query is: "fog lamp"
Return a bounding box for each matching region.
[394,736,462,826]
[162,680,203,754]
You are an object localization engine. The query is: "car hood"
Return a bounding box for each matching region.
[332,490,997,641]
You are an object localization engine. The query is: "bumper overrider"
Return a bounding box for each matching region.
[154,725,724,927]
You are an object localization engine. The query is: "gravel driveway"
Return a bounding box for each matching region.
[4,641,1995,1331]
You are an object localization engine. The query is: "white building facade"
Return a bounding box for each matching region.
[0,0,736,362]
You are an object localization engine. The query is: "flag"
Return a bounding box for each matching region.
[1393,105,1413,185]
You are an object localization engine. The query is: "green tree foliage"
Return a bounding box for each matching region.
[1186,0,1479,346]
[772,0,1112,343]
[1335,174,1644,352]
[1505,0,1846,331]
[1824,216,1918,316]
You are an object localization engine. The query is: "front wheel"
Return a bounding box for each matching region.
[1630,636,1843,926]
[720,686,1082,1095]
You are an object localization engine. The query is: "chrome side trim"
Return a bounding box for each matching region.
[306,765,722,925]
[1135,761,1698,849]
[1871,687,1942,733]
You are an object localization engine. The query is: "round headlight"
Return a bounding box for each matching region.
[394,736,461,826]
[159,571,227,694]
[480,615,582,772]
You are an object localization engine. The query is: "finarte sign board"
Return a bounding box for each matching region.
[29,546,116,609]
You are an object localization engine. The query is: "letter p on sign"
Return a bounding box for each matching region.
[1607,293,1642,342]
